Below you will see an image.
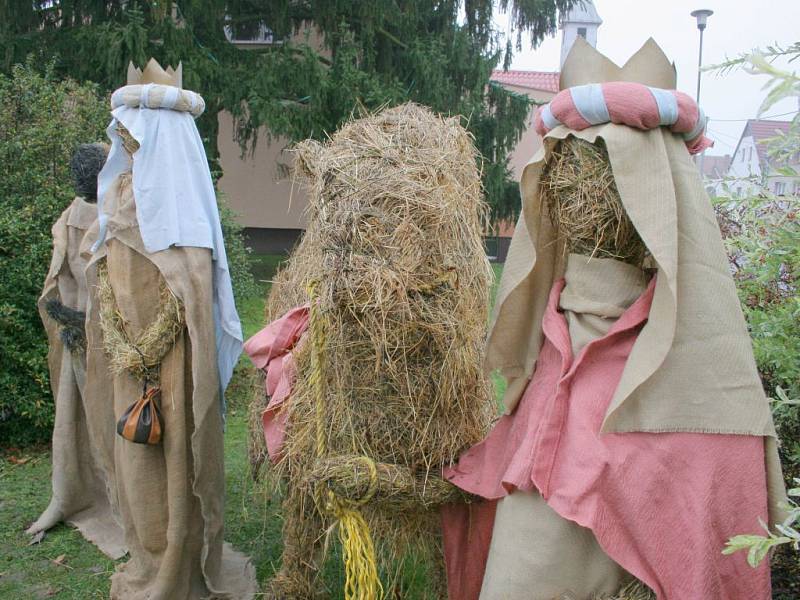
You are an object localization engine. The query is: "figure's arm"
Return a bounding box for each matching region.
[45,298,87,352]
[307,455,472,509]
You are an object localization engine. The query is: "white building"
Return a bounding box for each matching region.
[560,0,602,67]
[717,119,800,197]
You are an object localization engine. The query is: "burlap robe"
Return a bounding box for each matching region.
[83,175,256,599]
[28,196,126,559]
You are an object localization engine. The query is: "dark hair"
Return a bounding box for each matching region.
[70,143,109,202]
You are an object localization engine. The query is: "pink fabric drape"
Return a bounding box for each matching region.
[243,306,309,463]
[443,278,770,599]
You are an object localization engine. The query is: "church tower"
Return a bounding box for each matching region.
[560,0,603,67]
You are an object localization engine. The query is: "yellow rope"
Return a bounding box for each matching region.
[307,281,383,600]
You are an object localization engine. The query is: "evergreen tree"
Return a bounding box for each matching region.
[1,0,574,221]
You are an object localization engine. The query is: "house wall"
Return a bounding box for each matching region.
[765,174,800,196]
[729,135,761,179]
[217,113,307,230]
[720,127,799,198]
[561,23,598,67]
[726,135,763,197]
[502,84,556,180]
[217,22,322,252]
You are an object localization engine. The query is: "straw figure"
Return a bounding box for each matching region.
[27,143,127,558]
[82,59,256,599]
[244,103,493,599]
[440,38,786,600]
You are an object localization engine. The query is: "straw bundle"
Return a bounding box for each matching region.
[70,142,109,201]
[306,454,469,510]
[96,258,184,381]
[259,103,493,597]
[541,137,646,265]
[247,371,269,480]
[604,581,656,600]
[117,123,140,156]
[45,298,87,352]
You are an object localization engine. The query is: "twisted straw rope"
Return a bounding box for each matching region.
[96,259,185,383]
[307,280,383,600]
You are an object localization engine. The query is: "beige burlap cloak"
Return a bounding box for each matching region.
[489,39,787,526]
[83,175,256,599]
[27,196,126,559]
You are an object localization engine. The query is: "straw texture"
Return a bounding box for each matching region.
[255,103,493,597]
[541,137,645,265]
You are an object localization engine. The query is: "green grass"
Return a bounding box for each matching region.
[0,254,506,598]
[0,451,115,599]
[490,262,508,405]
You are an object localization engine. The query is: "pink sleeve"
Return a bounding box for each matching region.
[243,305,310,370]
[244,306,310,463]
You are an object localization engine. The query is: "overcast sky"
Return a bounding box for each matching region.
[498,0,799,156]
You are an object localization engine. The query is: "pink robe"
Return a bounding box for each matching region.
[443,275,770,600]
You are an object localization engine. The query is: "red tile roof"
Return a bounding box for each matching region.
[700,154,731,179]
[744,119,792,166]
[490,69,560,93]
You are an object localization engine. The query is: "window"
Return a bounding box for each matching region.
[774,181,786,195]
[577,27,587,38]
[794,181,800,196]
[224,22,276,44]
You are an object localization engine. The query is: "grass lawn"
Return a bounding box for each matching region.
[0,255,505,599]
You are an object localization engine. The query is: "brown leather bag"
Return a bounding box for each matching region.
[116,386,164,444]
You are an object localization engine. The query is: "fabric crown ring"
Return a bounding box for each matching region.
[535,82,713,155]
[111,83,205,118]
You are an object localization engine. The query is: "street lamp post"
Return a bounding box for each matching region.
[691,9,713,171]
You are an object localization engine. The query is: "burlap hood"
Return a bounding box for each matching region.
[488,40,776,439]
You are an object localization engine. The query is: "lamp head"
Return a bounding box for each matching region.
[690,9,713,31]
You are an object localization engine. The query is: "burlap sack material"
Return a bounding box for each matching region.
[481,492,630,600]
[488,122,787,527]
[83,175,257,599]
[27,196,127,560]
[479,255,646,600]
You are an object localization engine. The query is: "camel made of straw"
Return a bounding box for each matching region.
[250,103,493,599]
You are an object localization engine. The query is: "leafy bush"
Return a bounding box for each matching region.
[0,62,108,445]
[0,62,255,446]
[708,43,800,595]
[724,480,800,566]
[218,197,259,307]
[715,179,800,597]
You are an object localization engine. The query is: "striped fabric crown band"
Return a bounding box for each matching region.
[534,82,713,155]
[111,83,205,118]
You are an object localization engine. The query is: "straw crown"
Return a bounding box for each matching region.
[127,58,183,87]
[560,37,676,90]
